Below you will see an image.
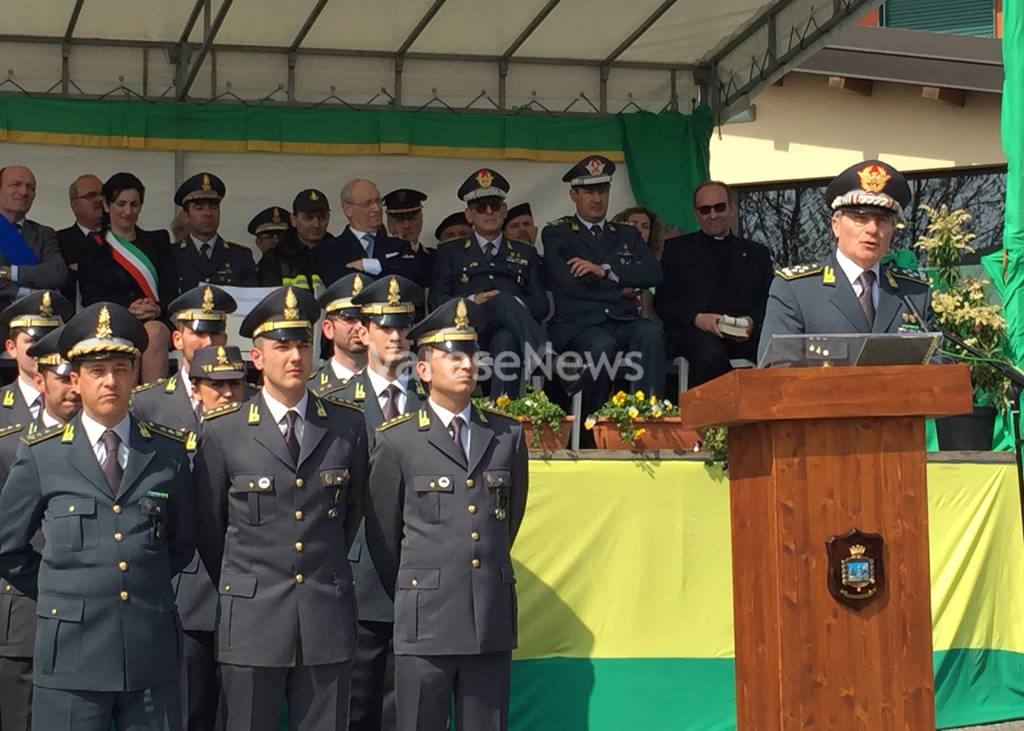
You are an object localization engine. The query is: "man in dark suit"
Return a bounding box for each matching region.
[170,173,258,291]
[365,297,528,731]
[0,290,75,428]
[429,170,548,398]
[758,160,934,363]
[0,302,195,731]
[541,155,664,418]
[655,181,774,386]
[193,286,368,731]
[0,165,68,310]
[56,173,105,306]
[316,179,423,287]
[0,326,81,731]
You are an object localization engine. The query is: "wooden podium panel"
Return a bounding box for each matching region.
[681,365,972,730]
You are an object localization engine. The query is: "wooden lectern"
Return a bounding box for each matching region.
[680,364,972,730]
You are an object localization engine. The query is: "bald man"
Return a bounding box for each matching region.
[0,165,67,310]
[57,173,105,306]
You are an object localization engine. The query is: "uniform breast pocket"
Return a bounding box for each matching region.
[44,496,98,552]
[483,470,512,521]
[35,593,84,675]
[229,475,275,526]
[412,475,453,524]
[320,467,349,520]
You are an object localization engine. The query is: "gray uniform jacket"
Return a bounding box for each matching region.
[0,383,34,429]
[757,252,935,363]
[541,217,662,349]
[0,220,68,308]
[0,416,195,691]
[132,374,199,432]
[170,236,259,291]
[193,392,368,667]
[365,405,528,656]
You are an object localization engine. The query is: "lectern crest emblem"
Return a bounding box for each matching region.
[826,528,885,609]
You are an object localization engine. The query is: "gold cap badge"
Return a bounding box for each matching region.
[454,298,469,329]
[201,286,215,313]
[352,274,364,294]
[216,346,228,365]
[201,173,211,191]
[95,306,113,339]
[309,191,319,202]
[856,164,891,194]
[272,207,281,224]
[475,169,494,189]
[40,291,52,317]
[586,157,606,177]
[387,277,401,306]
[283,288,299,320]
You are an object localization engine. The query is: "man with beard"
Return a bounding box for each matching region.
[313,273,372,396]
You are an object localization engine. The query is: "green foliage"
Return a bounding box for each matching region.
[585,390,679,446]
[474,387,567,448]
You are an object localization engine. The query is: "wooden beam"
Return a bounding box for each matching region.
[827,75,873,96]
[922,86,967,107]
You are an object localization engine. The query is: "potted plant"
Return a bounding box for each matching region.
[584,390,699,450]
[475,388,572,450]
[914,203,1011,449]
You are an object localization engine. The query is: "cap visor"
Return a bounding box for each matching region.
[181,319,227,334]
[257,327,313,341]
[371,313,416,327]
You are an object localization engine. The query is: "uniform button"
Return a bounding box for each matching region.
[248,481,255,489]
[118,561,128,572]
[294,542,303,552]
[295,478,304,488]
[112,505,122,514]
[467,505,477,514]
[411,579,418,587]
[67,504,76,513]
[295,574,304,584]
[224,585,231,592]
[114,532,124,542]
[471,531,480,541]
[429,481,436,489]
[294,510,304,520]
[119,591,129,601]
[465,478,474,488]
[50,607,57,615]
[4,585,11,592]
[471,559,480,568]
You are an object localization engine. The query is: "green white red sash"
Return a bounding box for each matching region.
[105,231,158,300]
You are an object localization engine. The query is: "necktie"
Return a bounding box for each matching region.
[200,243,211,260]
[448,415,466,459]
[99,429,123,495]
[381,384,400,421]
[29,395,41,420]
[856,270,876,328]
[283,410,301,463]
[362,233,375,258]
[589,225,601,239]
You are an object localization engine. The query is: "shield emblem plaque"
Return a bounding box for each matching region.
[826,528,886,610]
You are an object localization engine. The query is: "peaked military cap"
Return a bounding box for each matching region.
[175,172,225,207]
[826,160,911,218]
[27,325,72,376]
[240,286,320,341]
[351,275,424,327]
[168,285,237,333]
[248,206,291,236]
[191,345,246,381]
[293,188,330,213]
[458,169,510,203]
[384,189,427,219]
[408,297,487,354]
[563,155,615,187]
[504,202,532,225]
[320,272,375,318]
[435,211,470,242]
[0,289,74,340]
[59,302,149,361]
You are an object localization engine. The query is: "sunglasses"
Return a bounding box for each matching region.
[696,202,728,215]
[470,201,503,214]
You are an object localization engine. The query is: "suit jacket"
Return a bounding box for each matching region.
[0,220,67,309]
[428,235,548,322]
[193,392,368,667]
[316,227,424,287]
[170,236,258,291]
[654,231,774,332]
[541,217,661,348]
[77,228,180,316]
[56,224,91,306]
[0,415,195,691]
[756,251,936,363]
[365,404,528,656]
[0,382,35,429]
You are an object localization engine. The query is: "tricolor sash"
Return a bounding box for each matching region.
[105,231,158,300]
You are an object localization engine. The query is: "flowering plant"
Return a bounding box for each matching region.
[914,204,1011,410]
[584,390,680,445]
[474,387,568,448]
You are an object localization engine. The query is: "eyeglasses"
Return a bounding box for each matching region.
[696,202,728,215]
[73,191,103,202]
[348,197,382,208]
[470,201,503,214]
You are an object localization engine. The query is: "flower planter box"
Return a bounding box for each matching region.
[590,416,702,451]
[522,417,574,451]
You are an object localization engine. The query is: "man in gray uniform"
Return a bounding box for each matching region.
[193,286,368,731]
[757,160,934,362]
[0,325,81,731]
[365,297,528,731]
[0,302,195,731]
[313,273,372,397]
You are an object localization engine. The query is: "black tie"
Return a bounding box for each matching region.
[448,415,466,459]
[381,385,400,421]
[99,430,123,495]
[589,225,601,239]
[489,243,499,258]
[857,270,876,328]
[283,410,300,463]
[200,243,211,260]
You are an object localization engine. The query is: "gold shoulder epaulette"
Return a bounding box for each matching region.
[506,237,535,248]
[0,423,26,439]
[204,401,242,420]
[480,405,516,422]
[437,237,467,247]
[313,380,347,397]
[777,264,824,280]
[225,239,247,249]
[132,378,166,394]
[322,395,363,412]
[888,266,930,284]
[376,412,414,431]
[21,423,64,445]
[546,215,577,230]
[143,421,190,444]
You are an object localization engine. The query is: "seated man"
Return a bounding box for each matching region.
[758,159,933,360]
[502,202,538,245]
[258,189,331,290]
[655,181,773,386]
[541,156,664,418]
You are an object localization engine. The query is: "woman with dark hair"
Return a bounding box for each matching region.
[78,172,178,382]
[611,205,665,258]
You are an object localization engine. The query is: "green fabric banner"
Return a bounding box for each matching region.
[620,107,714,230]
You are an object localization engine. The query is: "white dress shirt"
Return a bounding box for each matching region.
[349,227,383,276]
[262,389,308,443]
[80,411,131,470]
[835,248,880,309]
[190,233,219,256]
[16,378,42,420]
[366,368,409,415]
[428,398,472,456]
[330,360,361,382]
